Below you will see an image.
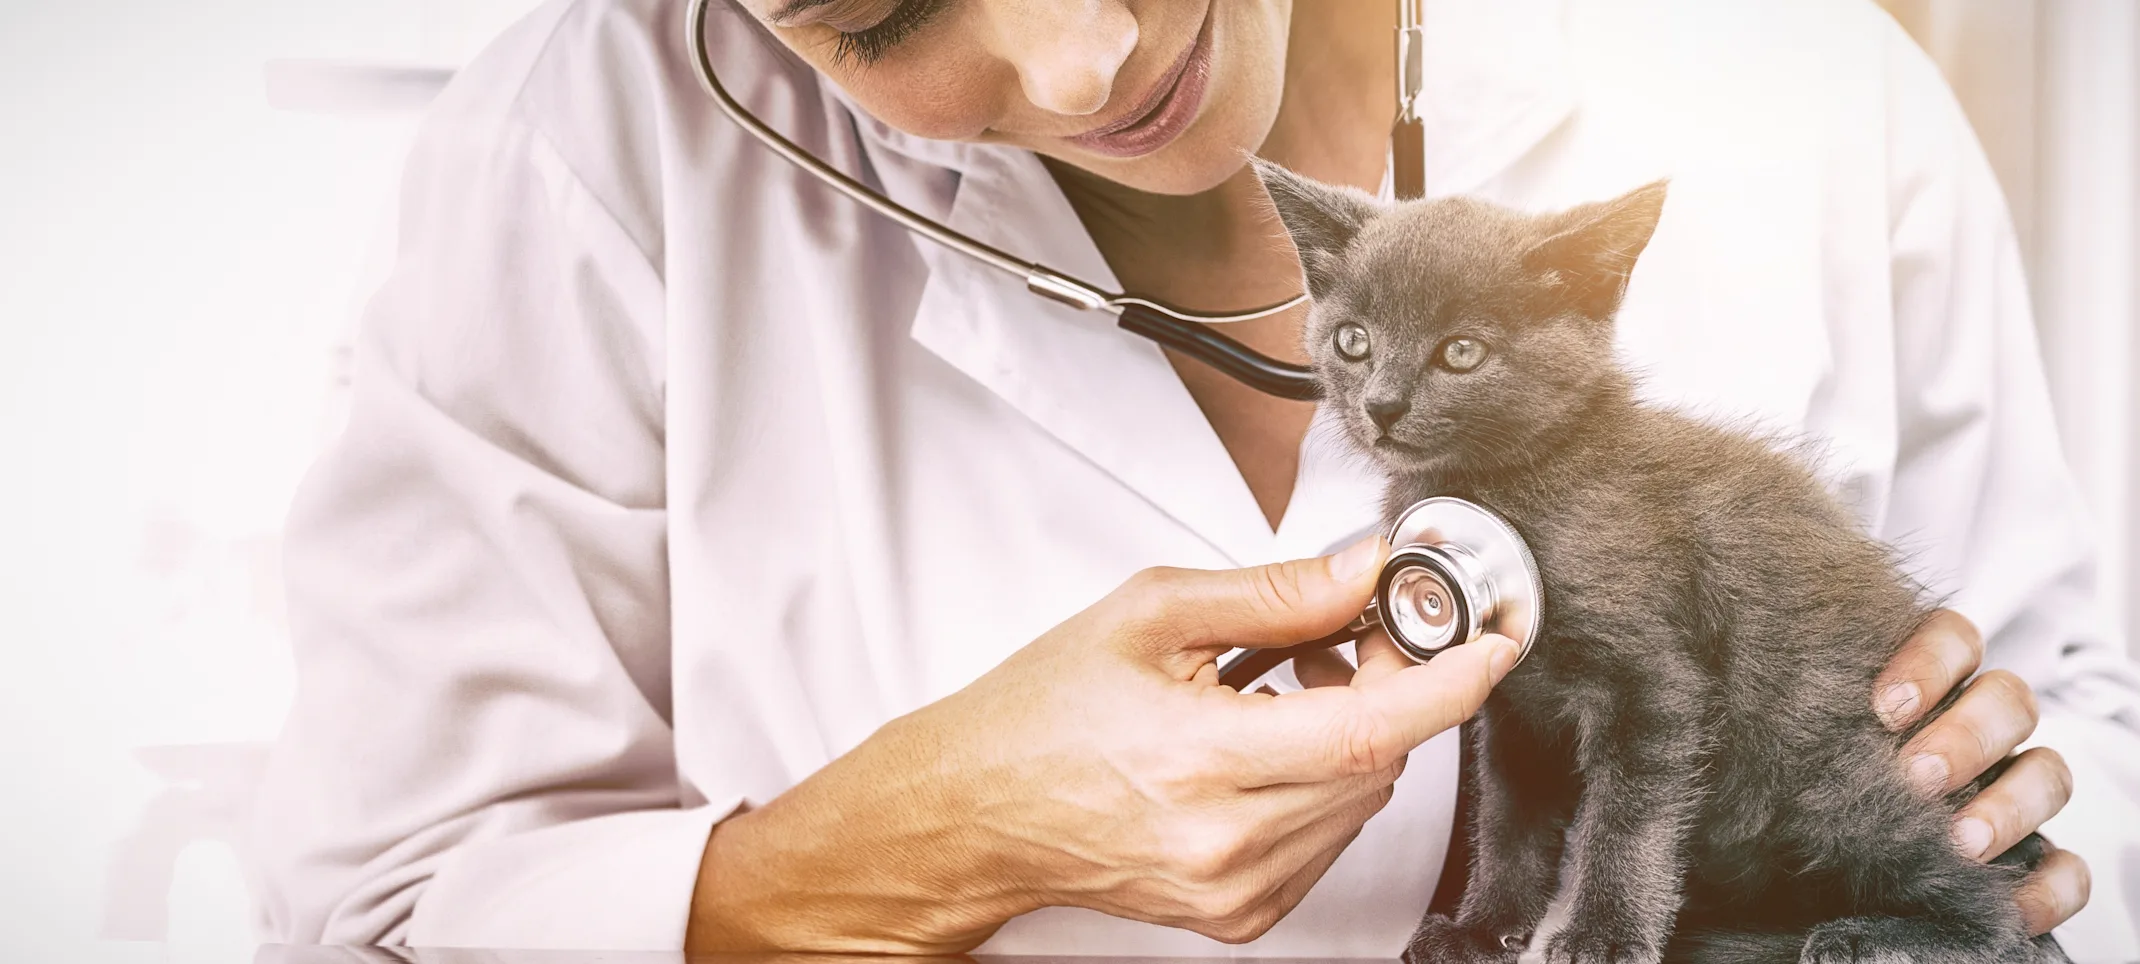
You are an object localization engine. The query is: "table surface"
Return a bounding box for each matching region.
[253,949,1390,964]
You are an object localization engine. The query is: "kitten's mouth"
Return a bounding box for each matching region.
[1371,433,1464,474]
[1371,435,1435,460]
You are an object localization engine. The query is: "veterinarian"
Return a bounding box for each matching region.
[250,0,2140,958]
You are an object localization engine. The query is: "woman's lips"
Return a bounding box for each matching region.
[1065,9,1214,159]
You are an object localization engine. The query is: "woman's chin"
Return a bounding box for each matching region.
[1040,100,1280,196]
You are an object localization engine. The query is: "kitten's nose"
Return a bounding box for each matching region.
[1366,395,1411,432]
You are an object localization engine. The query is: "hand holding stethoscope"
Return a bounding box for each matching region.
[1215,498,1542,689]
[685,534,1527,951]
[685,0,1544,687]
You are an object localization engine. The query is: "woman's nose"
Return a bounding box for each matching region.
[990,1,1139,117]
[1367,395,1412,432]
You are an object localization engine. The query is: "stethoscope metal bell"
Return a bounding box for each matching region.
[1218,497,1544,690]
[1379,497,1543,663]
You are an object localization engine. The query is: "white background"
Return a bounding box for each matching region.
[1877,0,2140,686]
[1,2,539,960]
[0,1,2133,961]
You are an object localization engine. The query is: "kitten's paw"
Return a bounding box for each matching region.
[1542,927,1663,964]
[1403,914,1526,964]
[1800,919,1920,964]
[1800,916,2035,964]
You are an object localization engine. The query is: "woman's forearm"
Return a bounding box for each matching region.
[682,714,1035,953]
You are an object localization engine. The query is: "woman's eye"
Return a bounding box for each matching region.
[1438,337,1489,372]
[823,0,949,65]
[1334,323,1372,361]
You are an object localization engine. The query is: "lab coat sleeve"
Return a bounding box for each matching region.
[1873,22,2140,958]
[248,103,726,950]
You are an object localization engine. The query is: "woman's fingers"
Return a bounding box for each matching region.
[1175,828,1357,943]
[1148,775,1389,942]
[1350,625,1414,685]
[1241,757,1407,844]
[1902,669,2039,794]
[1112,538,1387,673]
[1951,747,2073,862]
[1203,784,1392,943]
[1873,610,1985,730]
[2015,844,2092,936]
[1228,832,1362,942]
[1228,634,1517,785]
[1293,646,1357,688]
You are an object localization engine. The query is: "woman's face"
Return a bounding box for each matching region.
[745,0,1294,196]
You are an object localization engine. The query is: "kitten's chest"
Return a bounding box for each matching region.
[1438,473,1682,600]
[1434,475,1693,696]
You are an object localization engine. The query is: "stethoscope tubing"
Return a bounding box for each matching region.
[1217,611,1378,690]
[1115,302,1323,400]
[684,0,1328,399]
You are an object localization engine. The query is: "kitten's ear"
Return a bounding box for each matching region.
[1253,157,1381,298]
[1524,179,1669,320]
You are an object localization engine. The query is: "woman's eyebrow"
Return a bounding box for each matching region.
[767,0,836,23]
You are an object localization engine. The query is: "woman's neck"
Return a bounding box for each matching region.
[1262,3,1401,190]
[1038,6,1401,532]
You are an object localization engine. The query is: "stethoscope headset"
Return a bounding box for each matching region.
[685,0,1544,687]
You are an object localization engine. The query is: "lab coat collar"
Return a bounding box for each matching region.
[903,146,1283,566]
[816,85,1287,565]
[824,0,1576,564]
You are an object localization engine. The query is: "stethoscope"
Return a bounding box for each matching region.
[686,0,1544,683]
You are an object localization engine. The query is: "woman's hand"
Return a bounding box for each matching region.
[685,537,1521,953]
[1872,609,2091,934]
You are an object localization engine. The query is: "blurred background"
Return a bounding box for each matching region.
[2,3,542,960]
[0,0,2132,960]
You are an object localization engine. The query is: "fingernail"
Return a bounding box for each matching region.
[1487,638,1520,681]
[1329,535,1384,583]
[1909,753,1949,794]
[1875,681,1921,728]
[1953,816,1993,860]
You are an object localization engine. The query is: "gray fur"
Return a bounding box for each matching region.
[1253,159,2065,964]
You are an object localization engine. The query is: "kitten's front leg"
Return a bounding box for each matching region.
[1407,708,1576,964]
[1541,689,1709,964]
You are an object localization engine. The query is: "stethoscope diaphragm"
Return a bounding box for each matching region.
[1218,496,1543,690]
[1379,497,1543,664]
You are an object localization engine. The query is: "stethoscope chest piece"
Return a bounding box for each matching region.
[1375,497,1544,666]
[1213,496,1544,691]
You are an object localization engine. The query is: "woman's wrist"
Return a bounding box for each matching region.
[683,711,1036,953]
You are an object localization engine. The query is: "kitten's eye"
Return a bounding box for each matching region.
[1437,337,1489,372]
[1334,322,1372,361]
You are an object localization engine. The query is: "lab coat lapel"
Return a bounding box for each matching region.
[821,0,1583,566]
[902,146,1276,566]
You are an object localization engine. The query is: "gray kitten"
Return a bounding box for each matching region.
[1254,159,2064,964]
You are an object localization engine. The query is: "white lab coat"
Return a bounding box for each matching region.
[249,0,2140,958]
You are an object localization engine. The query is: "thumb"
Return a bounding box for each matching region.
[1111,535,1386,660]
